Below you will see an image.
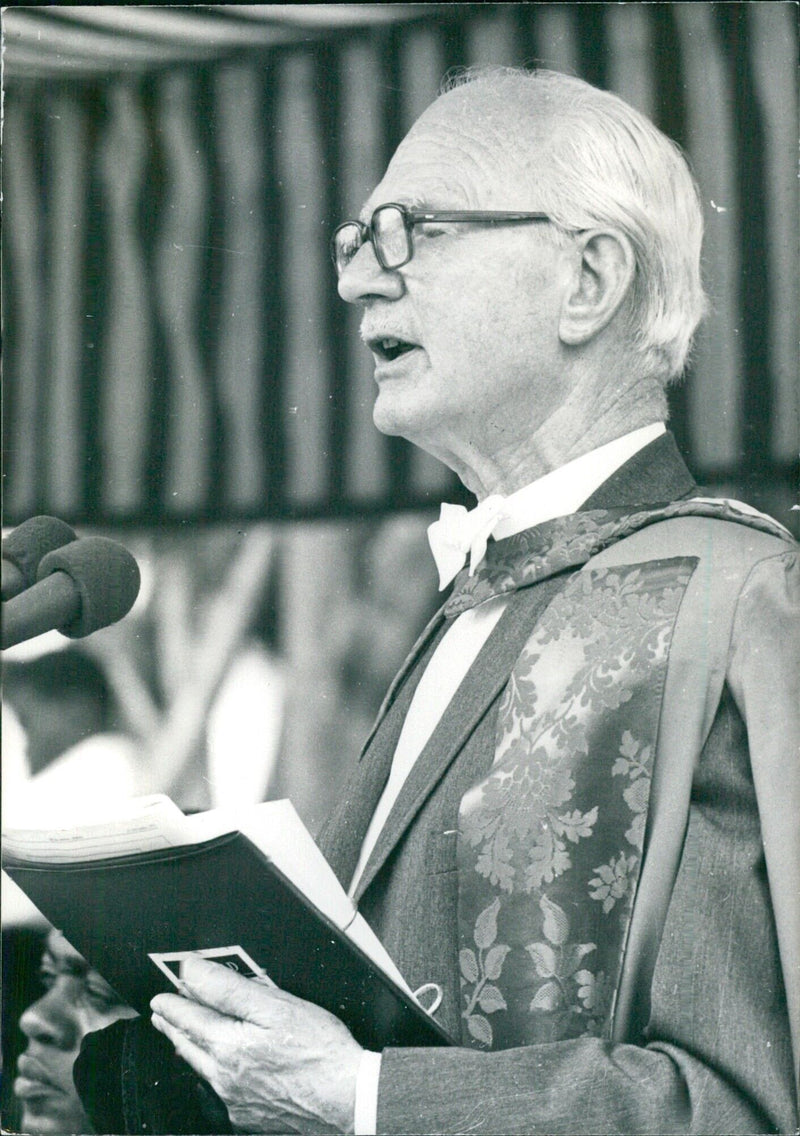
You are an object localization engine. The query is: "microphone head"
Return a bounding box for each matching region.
[2,515,78,587]
[36,536,141,637]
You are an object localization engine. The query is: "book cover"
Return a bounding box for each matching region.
[3,799,453,1051]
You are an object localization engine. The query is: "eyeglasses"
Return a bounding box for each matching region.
[331,202,554,276]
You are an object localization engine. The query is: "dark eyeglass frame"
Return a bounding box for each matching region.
[331,201,554,275]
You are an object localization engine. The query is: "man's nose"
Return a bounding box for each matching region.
[337,241,404,305]
[19,984,79,1050]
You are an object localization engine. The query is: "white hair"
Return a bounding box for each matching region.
[439,68,709,384]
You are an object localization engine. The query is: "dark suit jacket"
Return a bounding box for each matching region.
[318,433,799,1135]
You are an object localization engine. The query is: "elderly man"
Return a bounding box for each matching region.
[90,68,798,1135]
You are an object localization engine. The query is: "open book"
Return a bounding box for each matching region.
[3,796,453,1049]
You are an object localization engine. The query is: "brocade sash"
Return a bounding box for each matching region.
[456,557,697,1048]
[450,498,791,1050]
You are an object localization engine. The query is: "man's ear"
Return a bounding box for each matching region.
[558,229,636,346]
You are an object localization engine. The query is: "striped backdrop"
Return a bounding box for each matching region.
[2,3,797,530]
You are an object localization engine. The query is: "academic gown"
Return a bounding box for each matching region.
[318,432,799,1135]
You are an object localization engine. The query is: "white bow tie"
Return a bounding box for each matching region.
[427,495,509,590]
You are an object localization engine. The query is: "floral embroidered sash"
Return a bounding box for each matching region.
[456,557,696,1048]
[451,499,792,1051]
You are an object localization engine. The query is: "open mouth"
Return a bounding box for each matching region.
[369,337,418,362]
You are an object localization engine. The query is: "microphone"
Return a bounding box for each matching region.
[1,536,141,650]
[1,516,78,601]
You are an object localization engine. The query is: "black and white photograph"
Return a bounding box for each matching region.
[1,4,798,1134]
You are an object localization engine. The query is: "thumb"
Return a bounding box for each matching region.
[179,954,266,1019]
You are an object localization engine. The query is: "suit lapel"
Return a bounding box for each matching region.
[357,606,446,760]
[353,576,571,900]
[318,617,450,887]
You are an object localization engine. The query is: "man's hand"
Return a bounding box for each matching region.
[150,955,363,1134]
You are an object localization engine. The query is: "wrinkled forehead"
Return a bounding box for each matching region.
[361,89,549,219]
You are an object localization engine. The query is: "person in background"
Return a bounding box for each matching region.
[2,648,139,816]
[2,651,141,1134]
[13,929,136,1136]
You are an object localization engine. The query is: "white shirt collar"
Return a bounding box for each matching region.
[491,423,666,540]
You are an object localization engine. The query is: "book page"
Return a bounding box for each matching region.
[2,795,191,863]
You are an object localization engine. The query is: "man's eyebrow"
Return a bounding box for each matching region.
[42,949,88,978]
[395,193,432,211]
[356,195,459,224]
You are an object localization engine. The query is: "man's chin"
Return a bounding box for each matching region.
[371,404,406,437]
[21,1100,93,1135]
[372,392,432,443]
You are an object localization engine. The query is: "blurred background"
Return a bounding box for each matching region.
[1,2,798,1124]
